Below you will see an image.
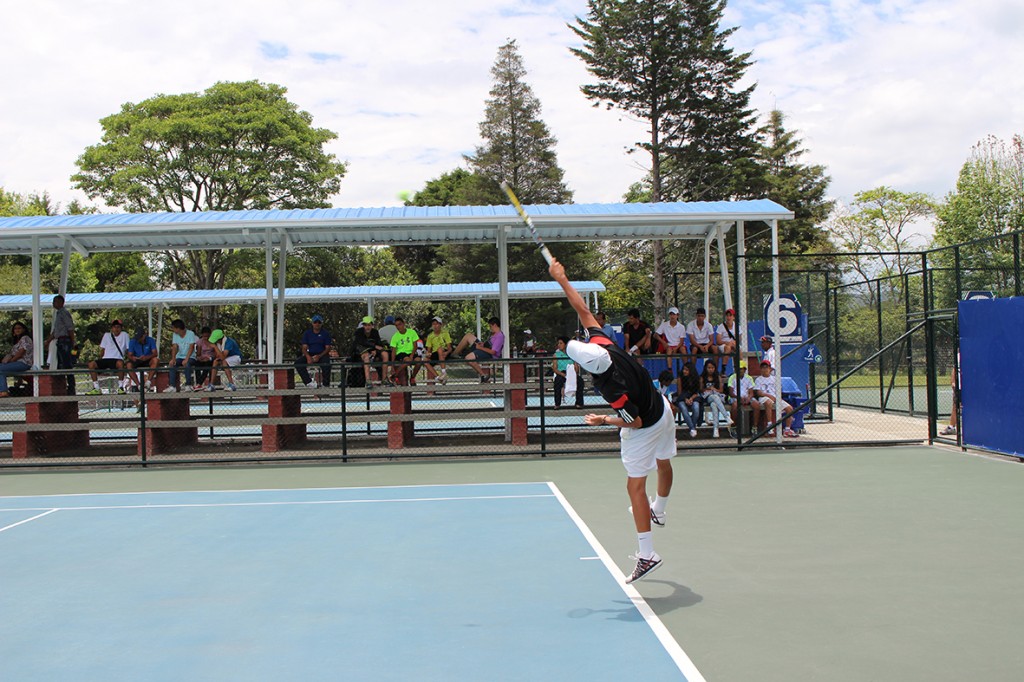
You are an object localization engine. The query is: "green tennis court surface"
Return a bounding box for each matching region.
[3,445,1022,681]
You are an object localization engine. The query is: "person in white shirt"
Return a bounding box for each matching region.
[752,360,797,437]
[86,319,130,395]
[654,306,687,368]
[727,361,760,434]
[760,335,777,372]
[716,308,738,372]
[685,307,716,364]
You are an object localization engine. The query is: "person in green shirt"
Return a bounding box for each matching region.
[423,316,452,386]
[388,317,421,386]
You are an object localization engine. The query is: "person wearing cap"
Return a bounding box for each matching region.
[125,326,159,391]
[548,256,675,585]
[727,360,759,436]
[716,309,738,372]
[654,306,687,368]
[423,316,452,386]
[295,314,333,389]
[520,329,536,357]
[685,307,716,365]
[86,320,130,395]
[208,329,241,392]
[378,315,399,345]
[753,359,797,437]
[759,334,777,372]
[352,316,388,389]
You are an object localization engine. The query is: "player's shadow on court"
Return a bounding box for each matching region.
[567,581,702,622]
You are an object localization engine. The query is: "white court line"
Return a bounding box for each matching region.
[0,508,58,533]
[547,482,707,682]
[0,493,555,513]
[0,481,552,501]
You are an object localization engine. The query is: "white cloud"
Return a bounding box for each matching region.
[1,0,1021,221]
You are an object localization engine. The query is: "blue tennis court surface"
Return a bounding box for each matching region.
[0,483,701,681]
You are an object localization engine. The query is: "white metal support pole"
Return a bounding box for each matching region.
[475,298,482,339]
[771,218,782,444]
[717,223,733,311]
[31,237,42,376]
[156,304,164,355]
[275,240,287,364]
[257,303,263,361]
[497,226,511,441]
[703,232,713,313]
[737,221,748,355]
[60,241,72,297]
[264,230,275,374]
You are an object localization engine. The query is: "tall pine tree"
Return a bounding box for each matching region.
[571,0,760,317]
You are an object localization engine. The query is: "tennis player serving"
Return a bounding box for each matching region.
[548,257,676,584]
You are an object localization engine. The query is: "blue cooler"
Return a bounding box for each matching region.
[781,377,806,431]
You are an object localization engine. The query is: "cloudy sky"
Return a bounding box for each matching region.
[2,0,1022,223]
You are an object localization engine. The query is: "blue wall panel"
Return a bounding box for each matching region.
[958,298,1024,457]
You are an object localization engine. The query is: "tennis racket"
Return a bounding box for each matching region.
[500,181,553,265]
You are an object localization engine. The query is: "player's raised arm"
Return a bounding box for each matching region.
[548,257,599,330]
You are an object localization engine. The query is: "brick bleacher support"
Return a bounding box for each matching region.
[388,391,413,449]
[510,362,528,446]
[139,372,198,456]
[13,375,89,458]
[262,369,306,452]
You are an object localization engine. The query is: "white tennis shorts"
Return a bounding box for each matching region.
[224,355,242,367]
[757,395,791,410]
[619,396,677,478]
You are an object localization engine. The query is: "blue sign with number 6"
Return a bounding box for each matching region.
[763,294,804,343]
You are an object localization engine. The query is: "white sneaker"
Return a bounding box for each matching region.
[162,386,178,393]
[307,381,318,388]
[628,497,666,527]
[625,552,662,584]
[713,427,719,438]
[689,429,697,438]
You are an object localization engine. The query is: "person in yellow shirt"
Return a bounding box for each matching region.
[423,316,452,386]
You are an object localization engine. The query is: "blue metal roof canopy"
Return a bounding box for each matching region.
[0,200,792,370]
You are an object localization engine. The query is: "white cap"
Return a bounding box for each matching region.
[523,329,532,334]
[432,316,443,324]
[667,306,680,315]
[567,340,612,374]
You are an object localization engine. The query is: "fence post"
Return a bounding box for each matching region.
[340,364,348,463]
[538,357,547,456]
[923,254,938,442]
[877,279,885,413]
[906,271,916,416]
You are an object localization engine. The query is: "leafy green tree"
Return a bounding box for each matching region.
[830,187,935,305]
[571,0,759,317]
[72,80,347,292]
[933,134,1023,301]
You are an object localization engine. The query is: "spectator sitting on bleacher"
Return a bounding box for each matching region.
[623,308,652,358]
[595,311,615,339]
[423,316,451,386]
[654,307,687,368]
[86,319,130,395]
[165,319,197,392]
[126,326,158,392]
[193,327,217,391]
[520,328,536,356]
[727,361,759,436]
[353,316,388,389]
[388,316,420,385]
[453,317,505,383]
[208,329,240,392]
[716,309,738,372]
[377,315,399,345]
[686,307,716,365]
[674,361,702,438]
[700,360,728,438]
[295,314,333,389]
[753,360,797,437]
[0,321,33,398]
[759,335,777,372]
